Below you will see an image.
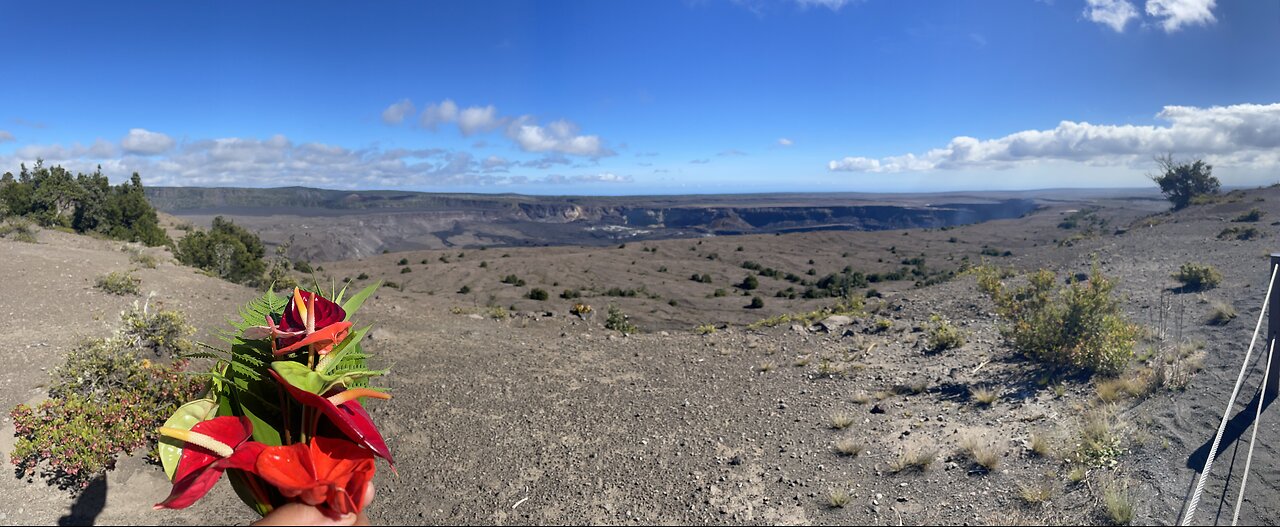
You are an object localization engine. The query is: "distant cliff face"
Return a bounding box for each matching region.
[147,186,1041,261]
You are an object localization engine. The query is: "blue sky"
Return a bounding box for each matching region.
[1,0,1276,194]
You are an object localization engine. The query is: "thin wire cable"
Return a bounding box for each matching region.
[1231,338,1276,527]
[1182,262,1278,526]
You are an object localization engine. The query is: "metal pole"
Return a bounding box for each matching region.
[1268,253,1280,399]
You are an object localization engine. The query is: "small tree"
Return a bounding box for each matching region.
[1150,155,1220,210]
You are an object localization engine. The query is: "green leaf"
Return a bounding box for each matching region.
[158,398,219,481]
[318,325,370,375]
[272,360,384,395]
[341,282,381,321]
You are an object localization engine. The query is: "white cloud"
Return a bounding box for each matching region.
[829,102,1280,173]
[1084,0,1139,32]
[17,138,117,160]
[540,173,632,184]
[505,117,614,157]
[1145,0,1216,32]
[419,99,459,129]
[458,105,502,136]
[381,99,416,125]
[481,155,513,172]
[121,128,175,155]
[778,138,794,147]
[0,131,13,143]
[794,0,855,10]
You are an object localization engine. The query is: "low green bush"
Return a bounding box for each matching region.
[11,307,205,491]
[1173,263,1222,291]
[95,271,140,295]
[978,265,1139,375]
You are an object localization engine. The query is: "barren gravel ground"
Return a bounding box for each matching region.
[1,186,1277,525]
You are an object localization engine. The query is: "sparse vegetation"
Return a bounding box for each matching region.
[976,264,1139,375]
[829,412,855,430]
[889,443,938,473]
[1029,432,1052,457]
[1206,301,1237,325]
[95,270,141,295]
[1018,479,1054,506]
[0,217,38,243]
[1172,262,1221,291]
[1217,225,1263,240]
[1231,207,1264,222]
[500,274,527,286]
[1102,475,1135,525]
[970,386,998,406]
[747,295,864,330]
[604,304,637,334]
[526,288,549,301]
[694,323,717,335]
[827,489,850,509]
[959,434,1001,473]
[834,437,866,457]
[925,314,965,352]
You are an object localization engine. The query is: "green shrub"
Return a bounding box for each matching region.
[604,304,637,334]
[397,258,408,265]
[129,250,158,269]
[400,266,412,274]
[980,266,1139,375]
[748,296,765,309]
[560,289,581,299]
[0,217,38,243]
[458,285,471,294]
[357,272,370,280]
[11,311,205,491]
[1217,226,1263,240]
[292,260,314,274]
[739,274,759,290]
[1232,208,1264,222]
[1172,263,1221,291]
[925,315,965,352]
[118,300,195,359]
[501,274,526,286]
[175,216,266,285]
[95,271,140,295]
[526,288,549,301]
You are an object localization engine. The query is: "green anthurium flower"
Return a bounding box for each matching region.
[158,398,219,481]
[270,361,384,395]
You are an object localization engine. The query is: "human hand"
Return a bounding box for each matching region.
[251,482,373,526]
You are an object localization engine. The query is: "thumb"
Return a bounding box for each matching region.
[252,502,359,526]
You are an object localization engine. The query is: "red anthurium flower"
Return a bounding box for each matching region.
[243,289,352,355]
[154,416,265,510]
[268,370,394,464]
[255,436,375,518]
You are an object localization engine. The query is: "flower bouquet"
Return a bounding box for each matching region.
[154,283,391,519]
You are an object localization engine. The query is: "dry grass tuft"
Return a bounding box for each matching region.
[959,434,1001,473]
[1102,475,1135,525]
[889,443,938,473]
[1017,479,1054,505]
[829,412,855,430]
[1028,432,1053,457]
[834,437,866,457]
[827,488,850,508]
[970,385,998,406]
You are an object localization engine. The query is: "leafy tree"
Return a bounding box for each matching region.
[0,163,169,246]
[176,216,267,285]
[1150,155,1220,210]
